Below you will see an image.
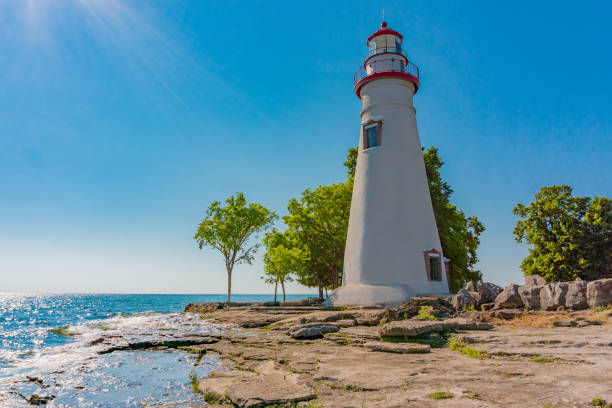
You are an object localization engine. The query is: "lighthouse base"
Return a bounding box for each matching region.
[331,284,420,307]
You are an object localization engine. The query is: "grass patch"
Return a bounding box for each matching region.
[202,391,224,405]
[593,396,610,407]
[594,305,612,313]
[189,374,202,395]
[428,391,454,400]
[381,331,449,348]
[448,336,490,359]
[417,306,439,321]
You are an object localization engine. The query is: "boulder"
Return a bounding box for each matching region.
[463,281,478,292]
[494,283,524,309]
[477,281,503,304]
[565,280,588,310]
[540,283,570,311]
[287,323,339,339]
[364,341,431,354]
[518,285,544,310]
[587,278,612,308]
[524,274,547,286]
[451,289,478,312]
[480,303,495,311]
[456,310,481,320]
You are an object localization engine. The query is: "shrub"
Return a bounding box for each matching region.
[417,306,439,321]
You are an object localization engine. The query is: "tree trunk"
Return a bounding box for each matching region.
[227,266,232,304]
[318,285,323,299]
[281,279,286,302]
[274,280,278,303]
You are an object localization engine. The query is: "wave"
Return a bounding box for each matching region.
[2,312,225,376]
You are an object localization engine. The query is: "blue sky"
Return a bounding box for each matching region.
[1,1,610,294]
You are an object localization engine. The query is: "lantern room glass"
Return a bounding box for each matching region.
[368,34,402,55]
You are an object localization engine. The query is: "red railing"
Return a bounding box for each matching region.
[354,58,419,85]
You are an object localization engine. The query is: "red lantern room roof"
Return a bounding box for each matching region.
[354,21,419,98]
[367,21,403,44]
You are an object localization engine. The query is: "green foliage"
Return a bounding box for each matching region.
[417,306,439,321]
[283,181,353,297]
[592,397,609,407]
[344,147,358,180]
[194,192,277,303]
[462,304,476,312]
[513,185,612,282]
[423,147,485,292]
[428,392,454,400]
[262,230,305,302]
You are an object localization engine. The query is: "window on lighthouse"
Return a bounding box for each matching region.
[429,256,441,281]
[365,124,379,149]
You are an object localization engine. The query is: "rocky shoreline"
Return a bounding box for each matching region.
[181,294,612,408]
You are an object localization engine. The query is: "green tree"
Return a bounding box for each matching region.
[194,193,277,303]
[345,147,485,292]
[513,185,612,282]
[262,230,305,302]
[283,182,353,298]
[423,147,485,292]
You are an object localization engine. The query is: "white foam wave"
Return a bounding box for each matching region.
[0,312,225,382]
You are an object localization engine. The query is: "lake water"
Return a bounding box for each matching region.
[0,293,311,407]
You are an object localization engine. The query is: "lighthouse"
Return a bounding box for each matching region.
[333,22,450,306]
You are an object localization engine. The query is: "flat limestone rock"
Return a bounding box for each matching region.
[338,326,381,340]
[379,320,444,337]
[224,373,315,408]
[364,341,431,354]
[287,323,339,339]
[200,363,316,408]
[334,319,356,328]
[441,318,494,330]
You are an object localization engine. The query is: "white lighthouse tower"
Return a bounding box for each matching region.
[333,21,450,306]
